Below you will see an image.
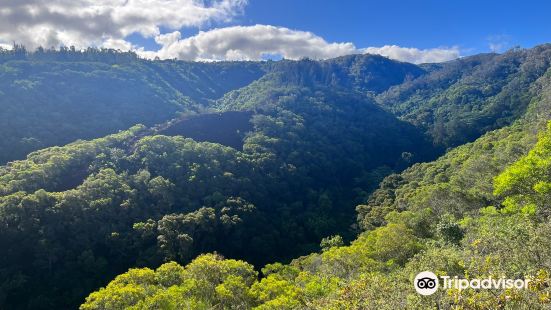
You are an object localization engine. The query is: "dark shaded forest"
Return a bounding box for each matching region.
[158,111,254,149]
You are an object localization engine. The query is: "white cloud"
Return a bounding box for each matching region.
[0,1,461,64]
[0,0,247,49]
[0,43,12,50]
[101,38,134,51]
[142,25,357,61]
[361,45,461,63]
[137,25,460,63]
[487,34,511,53]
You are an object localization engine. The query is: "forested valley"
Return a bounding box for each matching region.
[1,44,551,309]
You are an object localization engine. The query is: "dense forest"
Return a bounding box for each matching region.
[0,46,267,164]
[1,44,551,309]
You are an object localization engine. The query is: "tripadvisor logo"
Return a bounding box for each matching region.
[413,271,531,296]
[414,271,439,295]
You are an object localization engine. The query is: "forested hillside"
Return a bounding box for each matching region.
[0,47,428,165]
[0,46,266,164]
[0,87,434,309]
[1,45,551,309]
[377,45,551,147]
[82,48,551,309]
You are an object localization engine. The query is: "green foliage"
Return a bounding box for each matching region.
[83,60,551,309]
[357,78,551,231]
[0,49,266,164]
[81,254,256,310]
[3,46,551,309]
[377,45,551,147]
[320,235,344,251]
[216,54,424,110]
[494,122,551,216]
[0,80,436,308]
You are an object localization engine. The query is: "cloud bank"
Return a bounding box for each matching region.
[0,1,461,64]
[0,0,247,49]
[142,25,357,61]
[138,25,460,63]
[361,45,460,64]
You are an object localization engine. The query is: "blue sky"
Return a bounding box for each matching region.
[241,0,551,54]
[2,0,550,63]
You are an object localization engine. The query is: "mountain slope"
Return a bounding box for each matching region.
[215,54,425,111]
[81,51,551,310]
[377,44,551,147]
[0,87,434,309]
[0,48,266,164]
[1,46,551,309]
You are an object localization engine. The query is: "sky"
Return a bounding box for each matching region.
[1,0,550,63]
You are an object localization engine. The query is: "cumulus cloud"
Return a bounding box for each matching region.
[0,1,461,64]
[136,25,460,63]
[101,38,135,51]
[143,25,357,61]
[361,45,461,63]
[0,0,247,49]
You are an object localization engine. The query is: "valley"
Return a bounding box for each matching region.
[0,45,550,309]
